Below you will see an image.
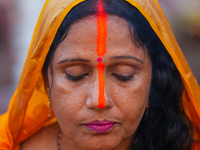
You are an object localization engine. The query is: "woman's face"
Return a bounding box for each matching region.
[48,15,152,150]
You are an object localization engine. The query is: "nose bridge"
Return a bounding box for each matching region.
[91,74,99,103]
[86,71,102,109]
[97,62,106,108]
[86,65,112,109]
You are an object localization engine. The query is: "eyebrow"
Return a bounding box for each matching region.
[110,55,144,64]
[58,58,91,64]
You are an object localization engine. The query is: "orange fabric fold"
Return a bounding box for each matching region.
[0,0,199,149]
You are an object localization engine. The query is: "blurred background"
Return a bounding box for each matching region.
[0,0,199,114]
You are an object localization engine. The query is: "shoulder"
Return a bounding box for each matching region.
[22,123,60,150]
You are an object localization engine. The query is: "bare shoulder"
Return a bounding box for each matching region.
[22,123,60,150]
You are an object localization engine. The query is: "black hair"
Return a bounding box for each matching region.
[42,0,193,149]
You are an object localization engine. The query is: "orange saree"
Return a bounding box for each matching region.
[0,0,199,149]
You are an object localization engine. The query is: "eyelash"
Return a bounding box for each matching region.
[66,73,89,81]
[111,73,134,81]
[66,73,135,82]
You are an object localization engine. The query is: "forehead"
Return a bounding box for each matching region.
[65,15,131,44]
[54,15,145,60]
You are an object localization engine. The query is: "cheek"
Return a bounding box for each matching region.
[110,72,151,132]
[50,75,87,127]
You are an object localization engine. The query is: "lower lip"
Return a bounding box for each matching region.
[84,122,116,134]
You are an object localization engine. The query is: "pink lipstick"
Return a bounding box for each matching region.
[84,120,116,133]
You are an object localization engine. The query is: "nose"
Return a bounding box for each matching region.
[85,74,113,109]
[97,62,105,108]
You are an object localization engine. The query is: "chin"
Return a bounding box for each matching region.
[74,134,131,150]
[79,142,118,150]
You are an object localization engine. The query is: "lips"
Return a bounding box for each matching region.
[83,120,116,133]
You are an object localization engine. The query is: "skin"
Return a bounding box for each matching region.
[22,15,152,150]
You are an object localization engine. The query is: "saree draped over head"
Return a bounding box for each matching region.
[0,0,200,149]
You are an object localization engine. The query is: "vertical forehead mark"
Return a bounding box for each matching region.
[96,0,107,108]
[97,62,106,108]
[97,0,107,57]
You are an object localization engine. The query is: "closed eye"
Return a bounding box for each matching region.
[111,73,134,81]
[66,73,89,81]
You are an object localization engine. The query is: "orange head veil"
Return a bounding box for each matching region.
[0,0,199,149]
